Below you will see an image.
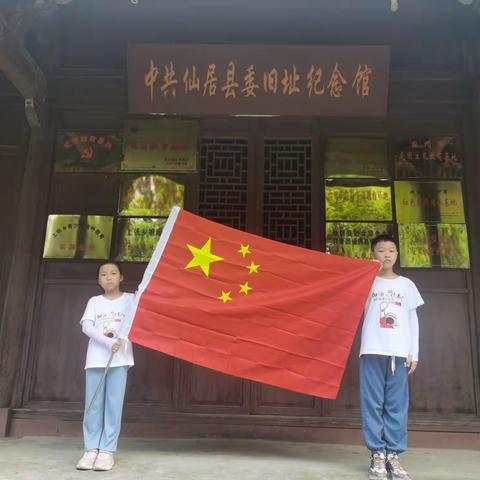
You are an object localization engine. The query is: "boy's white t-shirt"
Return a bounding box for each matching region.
[80,293,135,369]
[360,276,424,358]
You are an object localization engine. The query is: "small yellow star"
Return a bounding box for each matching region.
[238,244,251,257]
[185,238,223,278]
[218,291,232,303]
[239,282,252,295]
[247,261,259,274]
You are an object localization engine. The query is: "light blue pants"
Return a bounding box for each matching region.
[83,366,129,452]
[360,354,409,454]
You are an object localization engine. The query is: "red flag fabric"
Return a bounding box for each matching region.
[125,207,379,399]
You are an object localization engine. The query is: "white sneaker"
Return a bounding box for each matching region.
[76,450,98,470]
[93,451,115,471]
[386,452,411,480]
[369,451,387,479]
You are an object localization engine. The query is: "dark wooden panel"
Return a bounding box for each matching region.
[51,174,118,215]
[51,71,126,110]
[43,260,146,284]
[57,110,126,131]
[0,147,26,333]
[31,283,97,401]
[0,105,29,145]
[251,383,318,415]
[325,333,362,414]
[409,292,476,414]
[399,269,468,291]
[125,346,175,406]
[185,365,248,411]
[55,1,466,73]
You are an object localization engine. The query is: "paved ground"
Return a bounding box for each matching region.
[0,436,478,480]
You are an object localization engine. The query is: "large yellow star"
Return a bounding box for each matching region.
[239,282,252,295]
[238,244,251,257]
[246,261,260,274]
[185,238,223,277]
[218,291,232,303]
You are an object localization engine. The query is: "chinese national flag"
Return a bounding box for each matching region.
[124,207,378,399]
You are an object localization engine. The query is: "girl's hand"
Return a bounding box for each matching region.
[406,355,418,375]
[111,339,122,353]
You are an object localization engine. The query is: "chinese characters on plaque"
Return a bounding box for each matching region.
[326,180,392,222]
[43,215,113,259]
[122,119,198,172]
[326,223,393,260]
[54,132,123,172]
[394,181,465,224]
[398,224,469,269]
[394,137,462,179]
[128,45,390,116]
[115,218,167,262]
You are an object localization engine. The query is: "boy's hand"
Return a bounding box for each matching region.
[406,355,418,375]
[111,339,122,353]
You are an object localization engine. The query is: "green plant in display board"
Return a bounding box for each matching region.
[325,137,389,178]
[326,222,392,259]
[398,224,432,268]
[325,181,392,221]
[119,175,184,216]
[116,217,167,262]
[437,224,470,269]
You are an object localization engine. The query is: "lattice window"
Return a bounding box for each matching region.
[263,139,312,247]
[199,138,248,230]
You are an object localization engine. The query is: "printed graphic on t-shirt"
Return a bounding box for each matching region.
[371,290,404,329]
[96,310,126,339]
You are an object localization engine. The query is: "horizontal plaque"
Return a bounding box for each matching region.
[325,137,389,178]
[395,181,465,224]
[325,179,392,221]
[326,222,392,260]
[128,44,390,116]
[54,132,122,172]
[121,119,198,172]
[399,223,470,269]
[115,217,167,262]
[43,215,113,259]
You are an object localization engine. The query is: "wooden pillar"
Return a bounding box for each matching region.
[0,117,53,414]
[0,12,51,423]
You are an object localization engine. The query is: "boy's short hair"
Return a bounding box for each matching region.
[96,261,123,277]
[371,234,398,251]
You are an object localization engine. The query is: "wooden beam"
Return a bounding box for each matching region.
[0,13,46,103]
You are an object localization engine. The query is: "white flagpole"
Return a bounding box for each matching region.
[86,351,114,414]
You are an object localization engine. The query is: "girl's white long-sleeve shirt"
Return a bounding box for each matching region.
[80,293,135,369]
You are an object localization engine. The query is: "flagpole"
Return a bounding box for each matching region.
[86,351,114,415]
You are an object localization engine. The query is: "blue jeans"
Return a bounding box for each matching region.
[360,354,409,454]
[83,366,129,452]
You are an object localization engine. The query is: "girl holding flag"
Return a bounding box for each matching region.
[76,261,135,471]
